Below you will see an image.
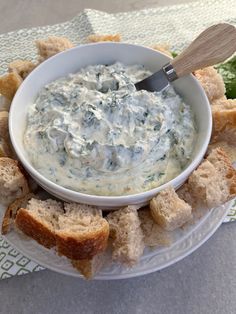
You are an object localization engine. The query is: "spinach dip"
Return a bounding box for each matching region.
[24,62,196,196]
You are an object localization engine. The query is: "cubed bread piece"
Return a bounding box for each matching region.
[1,193,36,235]
[15,198,63,248]
[0,72,22,100]
[71,242,111,279]
[87,34,121,43]
[0,96,11,112]
[138,208,172,247]
[55,203,109,260]
[151,44,172,58]
[0,138,15,158]
[150,187,192,231]
[188,160,226,208]
[0,111,16,158]
[8,60,36,79]
[36,36,74,62]
[194,67,225,102]
[207,141,236,163]
[211,99,236,145]
[188,148,236,208]
[0,157,29,205]
[106,206,145,266]
[207,148,236,193]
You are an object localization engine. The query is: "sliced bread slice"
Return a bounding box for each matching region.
[55,203,109,260]
[0,157,29,205]
[15,198,64,248]
[150,187,192,231]
[106,206,145,266]
[138,208,172,247]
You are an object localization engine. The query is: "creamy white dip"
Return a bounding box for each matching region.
[24,62,196,196]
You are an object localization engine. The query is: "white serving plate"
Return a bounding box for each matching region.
[0,200,231,279]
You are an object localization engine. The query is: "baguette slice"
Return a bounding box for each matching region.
[55,203,109,260]
[1,193,36,235]
[150,187,192,231]
[0,157,29,205]
[106,206,145,266]
[138,208,172,247]
[15,198,64,248]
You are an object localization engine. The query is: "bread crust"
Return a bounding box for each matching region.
[1,193,35,235]
[56,221,109,259]
[87,34,121,43]
[211,99,236,144]
[207,148,236,197]
[36,36,74,62]
[0,72,22,100]
[15,208,56,249]
[8,60,36,79]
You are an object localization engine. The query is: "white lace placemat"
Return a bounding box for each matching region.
[0,0,236,279]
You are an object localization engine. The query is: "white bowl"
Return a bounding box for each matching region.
[9,43,212,208]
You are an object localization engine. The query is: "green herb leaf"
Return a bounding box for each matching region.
[215,56,236,99]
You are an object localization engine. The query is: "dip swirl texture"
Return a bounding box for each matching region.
[24,63,196,195]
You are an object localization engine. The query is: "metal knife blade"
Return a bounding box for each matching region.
[135,68,169,92]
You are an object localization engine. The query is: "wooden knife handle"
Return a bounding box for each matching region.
[171,23,236,77]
